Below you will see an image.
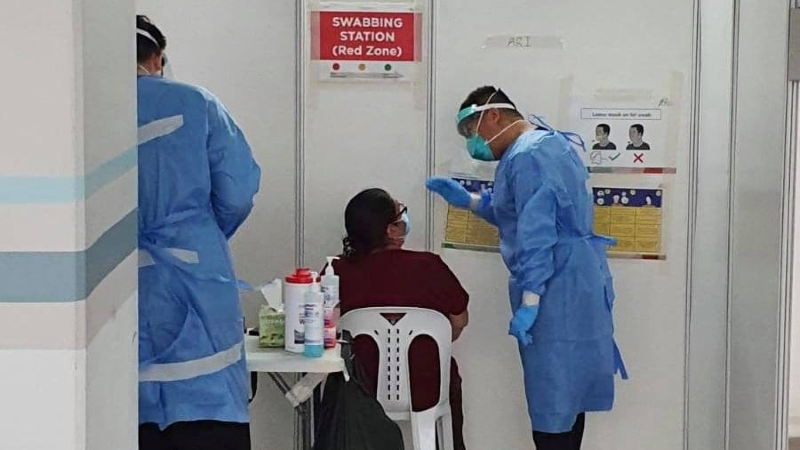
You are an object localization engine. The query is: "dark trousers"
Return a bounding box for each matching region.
[532,413,585,450]
[139,421,251,450]
[449,371,466,450]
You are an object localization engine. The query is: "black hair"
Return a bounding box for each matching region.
[136,15,166,64]
[596,123,611,135]
[630,124,644,135]
[342,188,397,259]
[460,86,524,120]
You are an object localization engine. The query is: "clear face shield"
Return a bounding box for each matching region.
[456,109,480,139]
[455,102,518,138]
[456,101,520,161]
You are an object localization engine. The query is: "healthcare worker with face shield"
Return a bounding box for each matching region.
[135,16,261,450]
[426,86,626,450]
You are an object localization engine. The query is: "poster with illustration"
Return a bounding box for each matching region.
[593,187,666,259]
[559,75,682,173]
[577,108,673,172]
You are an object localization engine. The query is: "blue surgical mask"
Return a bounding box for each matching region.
[400,212,411,238]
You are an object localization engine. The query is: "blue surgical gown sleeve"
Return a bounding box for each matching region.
[206,97,262,238]
[512,153,559,297]
[473,191,499,226]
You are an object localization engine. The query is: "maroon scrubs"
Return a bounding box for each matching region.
[334,250,469,450]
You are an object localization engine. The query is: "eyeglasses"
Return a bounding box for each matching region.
[391,203,408,223]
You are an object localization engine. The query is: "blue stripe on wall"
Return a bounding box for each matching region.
[0,209,137,302]
[0,147,136,204]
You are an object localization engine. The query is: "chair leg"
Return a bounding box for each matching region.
[411,409,438,450]
[436,417,444,449]
[439,410,455,450]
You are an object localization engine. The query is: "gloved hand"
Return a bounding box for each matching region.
[425,178,472,209]
[509,305,539,347]
[473,189,494,217]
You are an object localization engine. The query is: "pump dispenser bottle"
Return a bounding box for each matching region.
[303,274,324,358]
[321,257,340,349]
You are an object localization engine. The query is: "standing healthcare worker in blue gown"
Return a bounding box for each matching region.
[135,16,261,450]
[426,86,626,450]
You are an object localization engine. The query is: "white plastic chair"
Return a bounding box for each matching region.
[340,307,454,450]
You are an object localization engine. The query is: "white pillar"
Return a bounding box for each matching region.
[728,1,791,449]
[0,1,138,449]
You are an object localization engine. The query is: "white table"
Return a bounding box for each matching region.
[245,335,344,450]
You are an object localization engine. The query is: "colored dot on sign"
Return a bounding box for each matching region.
[358,64,366,71]
[332,63,340,71]
[384,64,392,71]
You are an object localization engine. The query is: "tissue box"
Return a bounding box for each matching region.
[258,306,285,348]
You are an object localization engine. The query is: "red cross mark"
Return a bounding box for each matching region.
[633,153,644,163]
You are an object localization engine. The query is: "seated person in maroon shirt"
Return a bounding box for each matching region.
[333,188,470,450]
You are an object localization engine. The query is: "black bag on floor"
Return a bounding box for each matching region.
[313,332,404,450]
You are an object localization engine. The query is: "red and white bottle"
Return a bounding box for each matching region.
[284,268,313,353]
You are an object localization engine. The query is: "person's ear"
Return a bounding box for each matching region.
[386,222,398,240]
[153,53,164,72]
[487,108,501,125]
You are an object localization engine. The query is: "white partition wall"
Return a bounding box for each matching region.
[134,0,299,288]
[126,1,796,449]
[431,1,693,449]
[687,0,733,448]
[300,0,432,268]
[727,1,792,450]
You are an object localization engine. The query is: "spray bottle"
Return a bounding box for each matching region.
[303,274,324,358]
[321,257,340,349]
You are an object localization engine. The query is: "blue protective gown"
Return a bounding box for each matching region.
[474,128,625,433]
[137,76,261,429]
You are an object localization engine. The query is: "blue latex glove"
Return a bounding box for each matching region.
[509,305,540,347]
[425,177,472,209]
[473,189,498,225]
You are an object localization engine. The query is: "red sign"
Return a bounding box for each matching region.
[315,11,416,62]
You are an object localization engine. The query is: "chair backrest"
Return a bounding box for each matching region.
[339,307,452,415]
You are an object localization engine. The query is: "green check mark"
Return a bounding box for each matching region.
[609,153,622,161]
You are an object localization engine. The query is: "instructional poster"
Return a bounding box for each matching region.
[560,75,683,173]
[592,187,666,259]
[442,178,499,252]
[577,108,671,171]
